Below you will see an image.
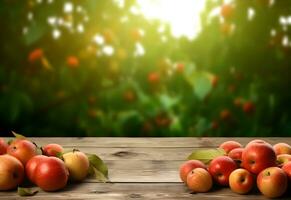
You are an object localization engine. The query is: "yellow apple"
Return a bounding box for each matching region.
[273,143,291,155]
[63,151,89,181]
[187,168,212,193]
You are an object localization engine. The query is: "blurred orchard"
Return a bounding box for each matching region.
[0,0,290,137]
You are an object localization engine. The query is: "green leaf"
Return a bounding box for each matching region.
[23,22,47,45]
[187,148,226,164]
[12,131,26,139]
[159,94,179,110]
[195,118,208,136]
[170,116,182,132]
[86,154,109,182]
[90,167,109,183]
[55,151,64,160]
[185,71,212,100]
[17,187,38,196]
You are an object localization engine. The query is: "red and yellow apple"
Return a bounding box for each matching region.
[7,139,39,165]
[228,147,244,167]
[229,168,254,194]
[273,143,291,155]
[63,151,90,181]
[219,141,242,154]
[208,156,237,186]
[42,143,64,157]
[0,139,8,155]
[245,139,269,147]
[277,154,291,166]
[179,160,206,184]
[282,161,291,180]
[242,142,276,174]
[187,168,213,193]
[0,154,24,190]
[33,156,69,191]
[257,167,287,198]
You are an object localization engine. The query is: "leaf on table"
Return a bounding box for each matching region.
[12,131,26,139]
[90,167,109,183]
[17,187,38,196]
[86,153,109,182]
[187,148,226,164]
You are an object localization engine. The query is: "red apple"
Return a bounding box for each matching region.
[228,148,244,167]
[7,139,39,165]
[242,142,276,174]
[273,143,291,155]
[208,156,237,186]
[219,141,242,154]
[282,162,291,180]
[25,155,47,183]
[0,154,24,190]
[257,167,287,198]
[245,139,269,147]
[34,157,69,191]
[277,154,291,166]
[229,168,254,194]
[42,143,64,157]
[179,160,207,184]
[187,168,213,193]
[0,139,8,155]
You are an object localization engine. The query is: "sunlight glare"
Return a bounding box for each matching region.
[137,0,206,40]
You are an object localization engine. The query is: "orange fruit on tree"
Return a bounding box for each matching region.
[66,56,79,69]
[220,4,234,20]
[220,109,232,121]
[243,101,255,114]
[175,63,184,73]
[211,75,219,87]
[123,90,136,102]
[28,48,43,63]
[233,97,243,107]
[148,72,160,84]
[210,120,219,130]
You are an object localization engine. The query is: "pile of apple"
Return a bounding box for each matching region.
[180,139,291,198]
[0,134,98,194]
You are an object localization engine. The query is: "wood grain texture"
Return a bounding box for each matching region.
[1,137,291,199]
[0,183,273,200]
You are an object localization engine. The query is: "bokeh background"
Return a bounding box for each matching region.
[0,0,290,137]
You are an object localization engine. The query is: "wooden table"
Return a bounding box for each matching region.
[1,137,290,199]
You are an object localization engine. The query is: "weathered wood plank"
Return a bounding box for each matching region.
[65,147,193,161]
[0,183,273,200]
[4,137,290,148]
[88,160,181,182]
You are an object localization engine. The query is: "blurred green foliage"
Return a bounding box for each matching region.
[0,0,290,137]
